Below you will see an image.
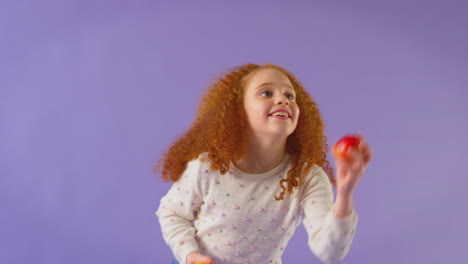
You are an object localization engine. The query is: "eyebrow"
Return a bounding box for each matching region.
[255,82,295,92]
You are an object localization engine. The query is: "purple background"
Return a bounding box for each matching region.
[1,0,467,263]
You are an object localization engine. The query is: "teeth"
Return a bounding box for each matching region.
[272,112,288,117]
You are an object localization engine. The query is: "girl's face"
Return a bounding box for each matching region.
[242,68,300,139]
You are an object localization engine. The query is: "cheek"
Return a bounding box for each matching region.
[244,104,267,122]
[248,103,268,116]
[293,106,300,120]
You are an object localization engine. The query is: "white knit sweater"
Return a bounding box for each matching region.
[156,152,358,264]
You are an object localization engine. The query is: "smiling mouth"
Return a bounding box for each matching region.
[268,109,292,118]
[269,115,291,119]
[268,113,291,118]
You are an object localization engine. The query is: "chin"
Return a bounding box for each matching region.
[270,130,294,137]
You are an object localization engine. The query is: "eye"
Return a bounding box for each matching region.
[286,93,295,100]
[260,90,273,97]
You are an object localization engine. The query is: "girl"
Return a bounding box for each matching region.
[154,63,373,264]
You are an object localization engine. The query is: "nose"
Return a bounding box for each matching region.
[275,95,289,105]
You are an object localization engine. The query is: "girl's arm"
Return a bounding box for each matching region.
[300,165,358,264]
[155,158,204,264]
[333,192,354,218]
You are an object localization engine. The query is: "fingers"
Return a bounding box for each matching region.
[356,135,373,164]
[347,147,363,163]
[346,148,363,171]
[357,134,367,153]
[343,146,371,171]
[363,146,373,163]
[334,134,372,169]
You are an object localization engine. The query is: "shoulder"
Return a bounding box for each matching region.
[197,152,211,163]
[183,152,221,192]
[192,152,213,169]
[297,163,333,201]
[184,152,217,178]
[176,152,209,180]
[175,152,215,187]
[185,152,210,165]
[299,162,330,186]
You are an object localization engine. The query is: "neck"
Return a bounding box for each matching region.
[234,131,288,174]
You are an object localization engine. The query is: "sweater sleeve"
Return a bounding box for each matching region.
[155,158,205,264]
[300,165,358,264]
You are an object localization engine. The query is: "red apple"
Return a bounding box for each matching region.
[332,135,360,161]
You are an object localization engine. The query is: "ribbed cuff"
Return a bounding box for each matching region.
[328,205,357,229]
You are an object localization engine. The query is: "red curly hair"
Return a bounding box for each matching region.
[154,63,336,200]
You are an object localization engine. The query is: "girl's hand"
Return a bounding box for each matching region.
[187,251,213,264]
[334,133,373,196]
